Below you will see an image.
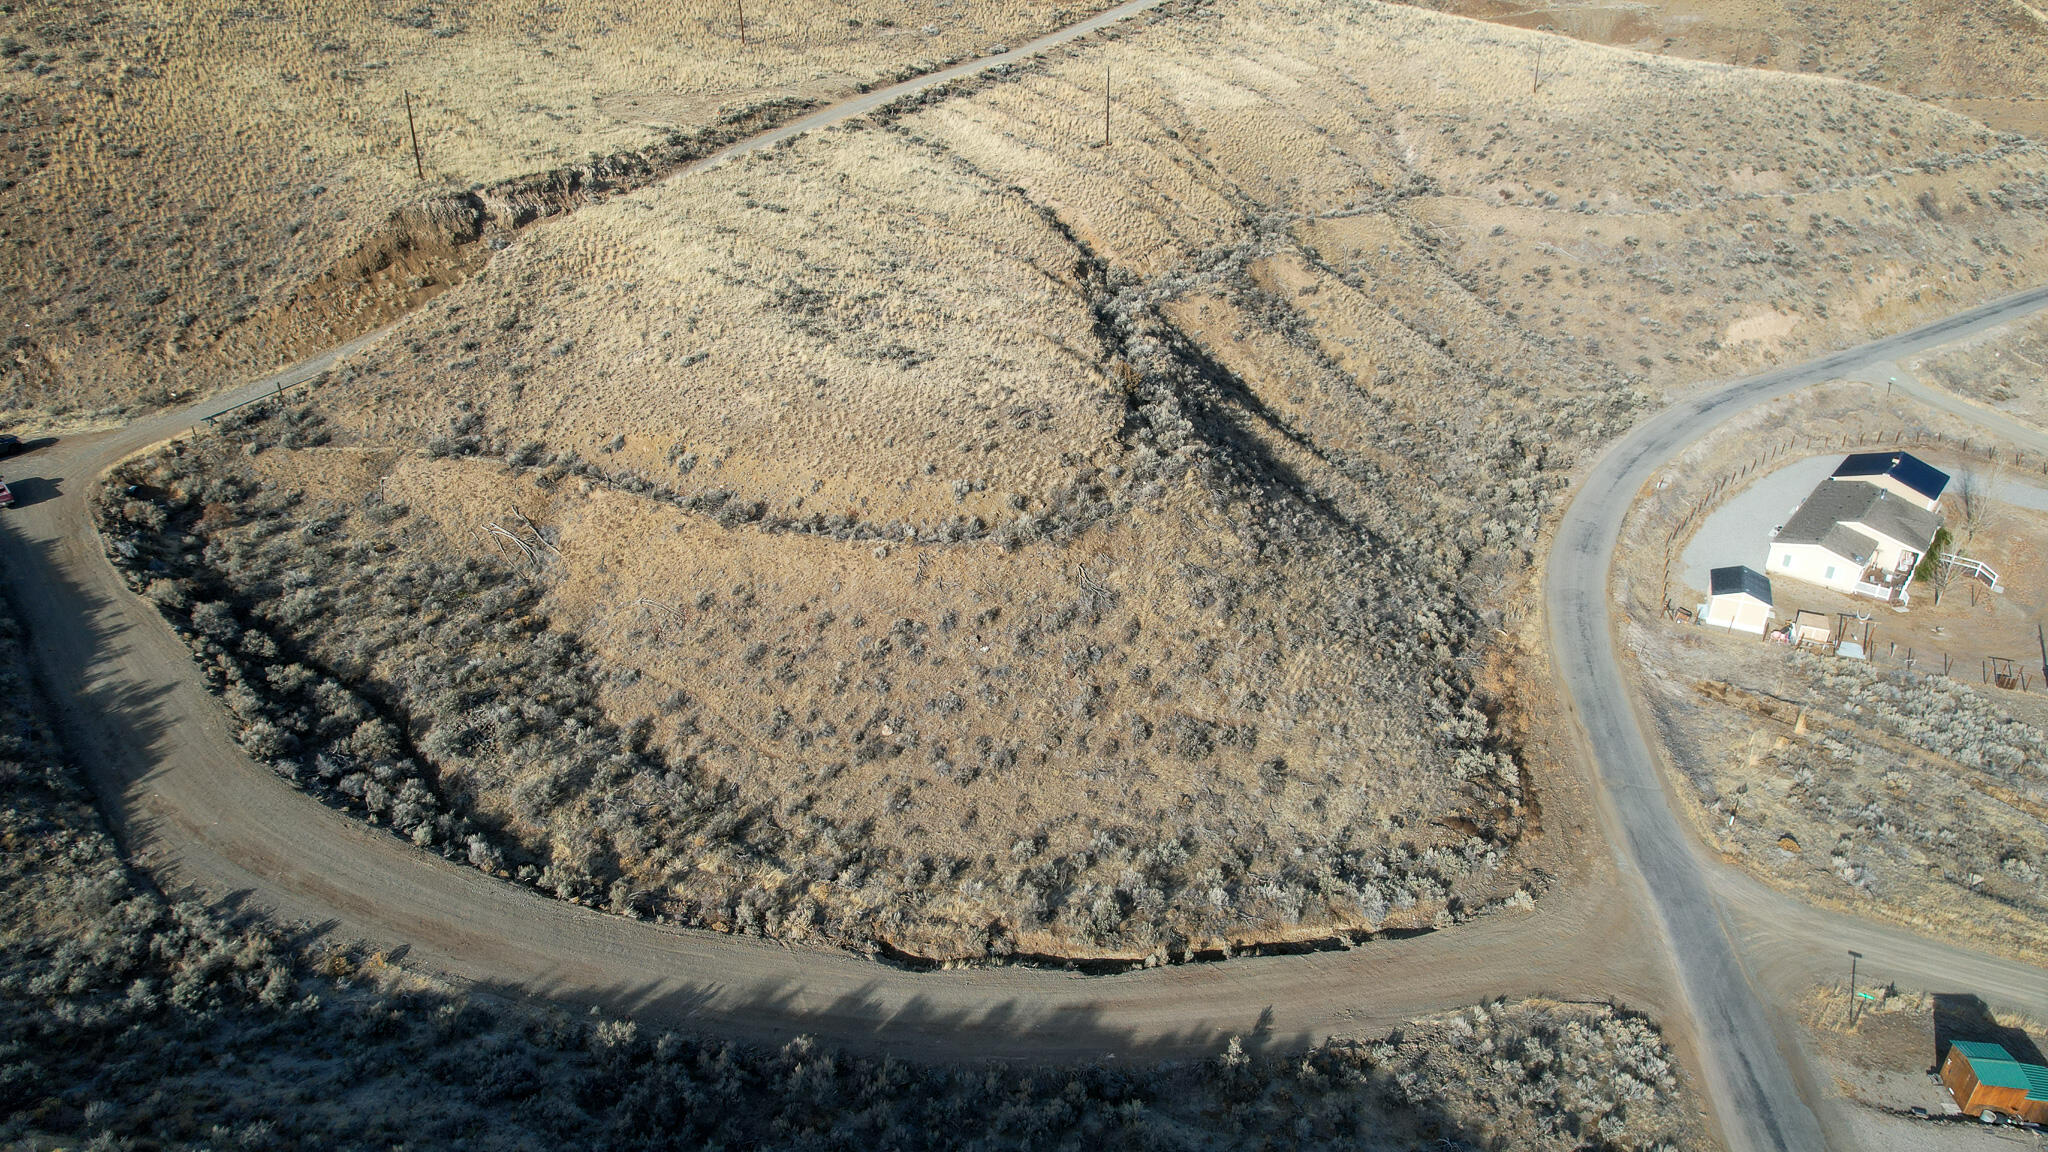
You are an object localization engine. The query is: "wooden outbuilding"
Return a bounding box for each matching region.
[1790,610,1833,649]
[1941,1041,2048,1123]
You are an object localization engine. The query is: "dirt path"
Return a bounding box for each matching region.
[2,8,2046,1147]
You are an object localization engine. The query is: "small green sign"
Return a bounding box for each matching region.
[1855,992,1878,1001]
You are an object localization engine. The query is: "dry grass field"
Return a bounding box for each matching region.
[91,0,2048,962]
[1408,0,2048,138]
[0,0,1116,419]
[1616,384,2048,964]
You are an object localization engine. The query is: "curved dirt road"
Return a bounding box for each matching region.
[3,10,2046,1148]
[0,0,1671,1064]
[2,387,1667,1058]
[1545,280,2048,1152]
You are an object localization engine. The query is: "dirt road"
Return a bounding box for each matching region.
[0,0,1671,1065]
[6,391,1673,1058]
[2,7,2045,1147]
[1545,281,2048,1152]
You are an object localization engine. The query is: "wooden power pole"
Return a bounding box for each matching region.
[737,0,747,46]
[1103,66,1110,147]
[404,91,424,181]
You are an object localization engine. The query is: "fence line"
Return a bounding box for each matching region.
[187,372,327,440]
[1657,428,2046,610]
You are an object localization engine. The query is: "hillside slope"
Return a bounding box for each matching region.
[89,0,2048,962]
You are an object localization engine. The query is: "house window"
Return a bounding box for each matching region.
[1781,554,1792,568]
[1824,565,1835,580]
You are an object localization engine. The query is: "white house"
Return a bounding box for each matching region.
[1828,450,1949,512]
[1770,477,1943,601]
[1704,566,1773,634]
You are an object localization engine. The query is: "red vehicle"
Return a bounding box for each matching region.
[0,478,14,507]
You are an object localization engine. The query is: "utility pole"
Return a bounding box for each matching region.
[737,0,747,46]
[1103,66,1111,147]
[1847,950,1861,1024]
[2037,622,2046,689]
[404,91,424,181]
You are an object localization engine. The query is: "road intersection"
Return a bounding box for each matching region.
[3,15,2046,1147]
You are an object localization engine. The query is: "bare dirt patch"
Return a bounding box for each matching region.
[1913,311,2048,434]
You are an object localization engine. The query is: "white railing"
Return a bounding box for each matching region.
[1939,552,2002,591]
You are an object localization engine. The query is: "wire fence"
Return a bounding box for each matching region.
[188,371,329,439]
[1657,430,2047,694]
[1658,427,2046,610]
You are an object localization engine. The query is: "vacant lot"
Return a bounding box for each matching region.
[1638,638,2048,964]
[0,0,1123,418]
[95,0,2048,962]
[4,535,1715,1152]
[1913,311,2048,432]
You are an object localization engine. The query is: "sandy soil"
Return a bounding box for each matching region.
[1407,0,2048,138]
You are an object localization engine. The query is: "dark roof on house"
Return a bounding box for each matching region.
[1774,480,1941,560]
[1709,565,1773,605]
[1833,451,1950,501]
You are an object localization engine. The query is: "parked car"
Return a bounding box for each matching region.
[0,478,15,507]
[0,435,19,457]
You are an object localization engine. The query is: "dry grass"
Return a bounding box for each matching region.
[1407,0,2048,137]
[913,0,2048,397]
[0,0,1118,416]
[105,391,1536,962]
[88,0,2048,961]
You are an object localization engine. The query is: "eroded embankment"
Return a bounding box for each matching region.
[220,98,821,379]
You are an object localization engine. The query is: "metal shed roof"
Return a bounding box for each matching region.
[1952,1042,2048,1100]
[1709,565,1773,605]
[1832,451,1950,501]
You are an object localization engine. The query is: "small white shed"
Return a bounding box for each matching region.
[1704,566,1774,635]
[1791,610,1834,648]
